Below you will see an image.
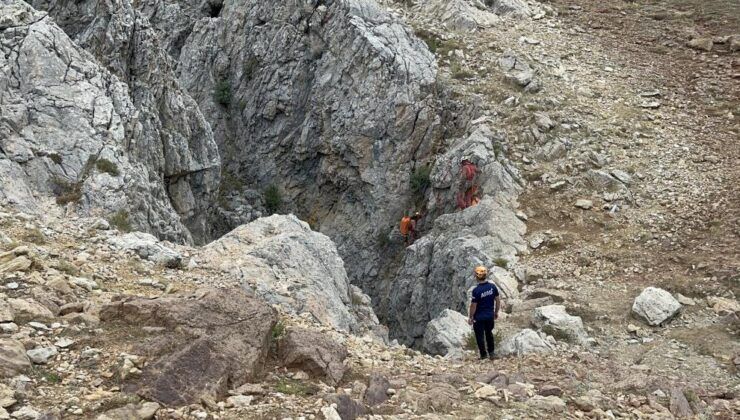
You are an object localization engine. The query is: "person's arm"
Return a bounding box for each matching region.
[468,302,477,325]
[494,295,501,320]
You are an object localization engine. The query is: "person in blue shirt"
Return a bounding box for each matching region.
[468,265,501,360]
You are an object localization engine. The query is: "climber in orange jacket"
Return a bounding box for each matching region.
[399,212,422,246]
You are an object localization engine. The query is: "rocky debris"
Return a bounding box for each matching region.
[99,288,276,406]
[108,233,182,268]
[0,257,32,275]
[25,347,57,365]
[278,328,348,386]
[508,297,553,313]
[416,0,500,32]
[669,387,693,418]
[539,385,563,397]
[96,402,160,420]
[532,305,590,345]
[422,309,469,358]
[632,287,682,326]
[490,267,519,300]
[706,296,739,316]
[498,52,541,92]
[0,302,14,324]
[0,340,30,378]
[6,298,54,319]
[499,329,554,356]
[200,215,378,334]
[9,406,40,420]
[687,37,713,52]
[489,0,542,18]
[0,0,217,242]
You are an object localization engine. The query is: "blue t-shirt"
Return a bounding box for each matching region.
[471,282,499,321]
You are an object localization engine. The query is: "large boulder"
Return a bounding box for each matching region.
[632,287,682,326]
[99,288,276,406]
[498,329,554,356]
[278,328,348,386]
[200,215,378,334]
[422,309,470,357]
[532,305,590,345]
[108,232,182,268]
[0,0,219,242]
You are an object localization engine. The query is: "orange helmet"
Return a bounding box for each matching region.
[474,266,488,277]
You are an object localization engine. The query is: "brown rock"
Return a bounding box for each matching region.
[687,37,713,51]
[96,402,160,420]
[0,301,14,323]
[278,328,348,385]
[0,256,32,274]
[58,302,85,316]
[99,288,276,406]
[0,339,31,378]
[7,298,54,319]
[539,385,562,397]
[669,387,693,418]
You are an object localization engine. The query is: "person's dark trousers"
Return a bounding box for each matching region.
[473,318,495,358]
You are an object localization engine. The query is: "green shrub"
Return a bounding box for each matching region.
[271,320,286,341]
[108,210,132,233]
[410,165,432,195]
[95,158,120,176]
[464,332,477,351]
[264,184,282,214]
[23,228,46,245]
[493,257,509,269]
[451,62,475,80]
[50,176,82,205]
[214,79,232,106]
[415,28,441,53]
[274,378,317,396]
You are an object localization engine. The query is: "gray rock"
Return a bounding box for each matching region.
[325,394,367,420]
[99,288,276,406]
[584,170,626,192]
[0,302,14,323]
[490,267,519,300]
[610,169,632,186]
[0,339,31,378]
[422,309,469,357]
[0,0,218,243]
[535,140,567,162]
[632,287,682,326]
[687,37,713,51]
[527,395,566,412]
[278,328,348,386]
[499,329,554,356]
[201,215,377,333]
[499,52,538,89]
[7,299,54,319]
[108,233,182,268]
[9,406,40,420]
[489,0,534,17]
[26,347,58,365]
[416,0,500,32]
[532,305,589,345]
[365,373,391,407]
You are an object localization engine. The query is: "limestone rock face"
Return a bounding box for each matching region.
[200,215,379,334]
[108,233,183,268]
[99,288,276,406]
[382,126,526,346]
[632,287,682,326]
[415,0,500,31]
[1,0,219,243]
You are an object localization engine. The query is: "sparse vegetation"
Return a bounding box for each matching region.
[271,320,286,341]
[274,378,317,396]
[450,62,475,80]
[23,228,46,245]
[214,78,232,106]
[464,332,477,352]
[95,158,120,176]
[54,260,80,276]
[50,175,83,205]
[410,165,432,197]
[32,367,61,384]
[108,210,132,233]
[414,28,462,57]
[493,257,509,269]
[264,184,282,214]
